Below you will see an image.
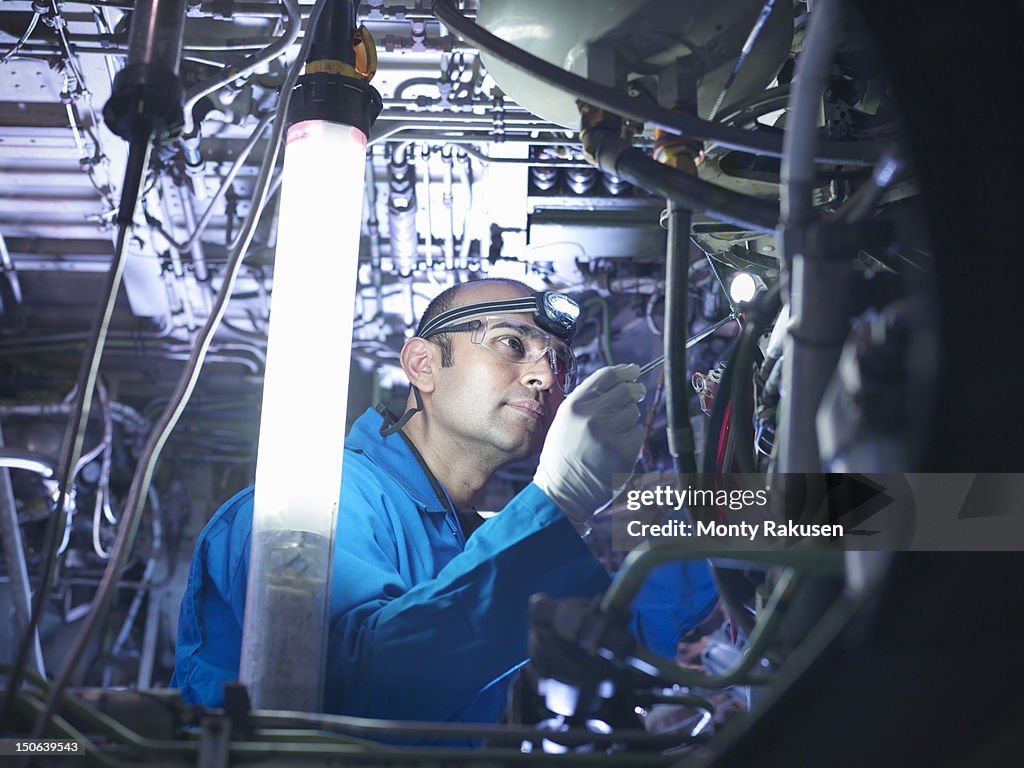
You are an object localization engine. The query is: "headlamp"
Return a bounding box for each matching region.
[418,290,580,342]
[539,291,580,339]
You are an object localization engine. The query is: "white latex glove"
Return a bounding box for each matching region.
[533,364,646,534]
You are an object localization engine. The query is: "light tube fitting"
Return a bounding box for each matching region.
[240,118,369,712]
[240,0,382,713]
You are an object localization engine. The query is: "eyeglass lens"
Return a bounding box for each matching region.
[475,320,575,391]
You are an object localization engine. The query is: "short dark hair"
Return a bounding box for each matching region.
[415,278,532,367]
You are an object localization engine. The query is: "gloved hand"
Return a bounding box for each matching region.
[533,364,646,534]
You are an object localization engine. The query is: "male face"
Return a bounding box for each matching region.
[427,283,567,462]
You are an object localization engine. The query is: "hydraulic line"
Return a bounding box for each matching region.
[692,332,764,638]
[0,228,25,330]
[387,144,419,276]
[441,147,456,269]
[150,111,275,254]
[656,100,746,644]
[664,201,698,475]
[460,145,592,167]
[456,150,474,268]
[431,0,881,166]
[729,282,783,473]
[31,0,329,738]
[776,0,846,473]
[364,153,384,316]
[580,119,779,233]
[175,185,213,310]
[0,422,46,679]
[181,0,301,135]
[49,0,87,89]
[90,378,116,561]
[107,490,161,671]
[619,149,778,233]
[716,84,792,127]
[0,11,41,64]
[421,145,435,267]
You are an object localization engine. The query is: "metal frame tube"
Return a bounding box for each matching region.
[0,421,45,678]
[776,0,846,473]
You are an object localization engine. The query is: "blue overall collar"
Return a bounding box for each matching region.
[345,405,453,514]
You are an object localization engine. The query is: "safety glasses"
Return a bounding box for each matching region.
[442,316,578,394]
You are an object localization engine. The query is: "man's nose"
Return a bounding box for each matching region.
[521,354,556,391]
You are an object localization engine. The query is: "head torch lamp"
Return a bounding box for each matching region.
[418,291,581,342]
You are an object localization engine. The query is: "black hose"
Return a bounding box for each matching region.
[431,0,881,167]
[615,146,779,233]
[307,0,358,66]
[729,283,783,473]
[664,201,697,476]
[580,126,778,233]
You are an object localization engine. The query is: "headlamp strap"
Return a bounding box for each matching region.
[418,297,537,339]
[379,385,424,436]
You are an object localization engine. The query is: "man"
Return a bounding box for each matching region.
[172,278,717,724]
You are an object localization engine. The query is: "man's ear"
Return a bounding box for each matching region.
[400,337,439,393]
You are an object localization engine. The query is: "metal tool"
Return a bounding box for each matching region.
[635,314,739,376]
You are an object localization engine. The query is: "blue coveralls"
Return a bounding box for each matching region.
[172,406,717,723]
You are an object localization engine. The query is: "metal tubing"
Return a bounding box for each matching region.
[0,229,25,326]
[364,154,384,316]
[664,201,698,475]
[156,182,198,329]
[387,145,419,276]
[459,145,592,167]
[432,0,879,166]
[776,0,844,473]
[441,149,456,269]
[154,112,275,254]
[182,0,301,134]
[456,150,473,269]
[581,127,779,233]
[0,421,46,679]
[137,566,161,688]
[777,257,853,471]
[175,185,213,311]
[421,146,435,267]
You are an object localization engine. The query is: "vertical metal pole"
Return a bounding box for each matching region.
[0,421,46,678]
[137,588,160,689]
[664,200,697,475]
[776,0,844,472]
[657,58,701,477]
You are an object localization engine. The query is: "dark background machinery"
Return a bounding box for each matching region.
[1,0,1023,764]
